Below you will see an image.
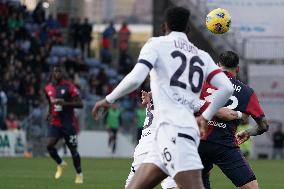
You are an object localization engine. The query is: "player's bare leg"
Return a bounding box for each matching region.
[239,180,259,189]
[126,163,167,189]
[174,169,204,189]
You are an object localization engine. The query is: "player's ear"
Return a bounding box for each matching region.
[236,65,240,73]
[160,23,166,35]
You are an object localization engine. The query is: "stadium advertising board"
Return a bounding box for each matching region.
[248,64,284,159]
[0,131,26,157]
[207,0,284,37]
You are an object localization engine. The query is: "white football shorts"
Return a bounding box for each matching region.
[144,123,203,178]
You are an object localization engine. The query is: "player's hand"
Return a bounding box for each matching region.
[196,115,208,139]
[92,98,110,120]
[54,99,65,105]
[236,131,250,145]
[141,90,151,105]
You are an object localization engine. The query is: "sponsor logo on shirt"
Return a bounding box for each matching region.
[141,131,152,138]
[208,120,227,128]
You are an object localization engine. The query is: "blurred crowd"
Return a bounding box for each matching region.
[0,1,148,131]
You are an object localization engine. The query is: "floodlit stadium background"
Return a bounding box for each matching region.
[0,0,284,188]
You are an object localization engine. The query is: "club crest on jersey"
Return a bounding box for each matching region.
[61,89,65,94]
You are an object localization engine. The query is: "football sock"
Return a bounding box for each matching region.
[71,151,82,174]
[47,146,62,165]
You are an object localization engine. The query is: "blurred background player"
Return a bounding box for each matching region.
[44,64,84,184]
[104,103,122,154]
[272,124,284,159]
[198,51,269,189]
[134,102,146,144]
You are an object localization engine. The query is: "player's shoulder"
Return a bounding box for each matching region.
[44,82,53,90]
[144,36,164,47]
[233,78,254,94]
[61,79,75,87]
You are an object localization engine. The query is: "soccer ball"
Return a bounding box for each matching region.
[206,8,231,34]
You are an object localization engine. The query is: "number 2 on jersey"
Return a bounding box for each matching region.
[205,88,238,110]
[170,51,204,93]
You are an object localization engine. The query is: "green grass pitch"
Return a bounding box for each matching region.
[0,158,283,189]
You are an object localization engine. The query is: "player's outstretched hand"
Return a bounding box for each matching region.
[236,131,250,145]
[141,90,151,105]
[92,99,110,120]
[196,115,208,139]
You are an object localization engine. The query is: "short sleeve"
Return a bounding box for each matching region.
[68,83,80,97]
[245,92,264,119]
[137,38,158,70]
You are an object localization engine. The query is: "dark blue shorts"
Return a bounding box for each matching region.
[198,141,256,187]
[48,125,78,147]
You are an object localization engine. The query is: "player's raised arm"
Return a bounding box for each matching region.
[193,99,247,121]
[92,39,158,119]
[201,54,234,122]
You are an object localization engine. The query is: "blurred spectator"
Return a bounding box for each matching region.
[0,85,7,130]
[0,85,7,117]
[102,21,116,49]
[70,17,81,48]
[119,52,133,75]
[8,13,23,32]
[32,2,45,24]
[5,112,20,130]
[46,14,60,29]
[272,125,284,159]
[105,104,122,154]
[80,18,92,56]
[100,48,112,65]
[101,21,116,65]
[118,21,131,53]
[95,68,109,96]
[134,103,146,144]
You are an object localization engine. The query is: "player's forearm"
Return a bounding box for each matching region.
[215,108,237,121]
[202,73,234,120]
[246,117,269,136]
[106,64,150,103]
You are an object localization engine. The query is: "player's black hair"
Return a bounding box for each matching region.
[219,51,239,68]
[165,7,190,32]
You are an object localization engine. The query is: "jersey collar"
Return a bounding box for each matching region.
[169,31,188,40]
[224,71,235,78]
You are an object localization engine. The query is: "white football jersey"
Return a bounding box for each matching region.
[137,32,220,129]
[133,99,206,157]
